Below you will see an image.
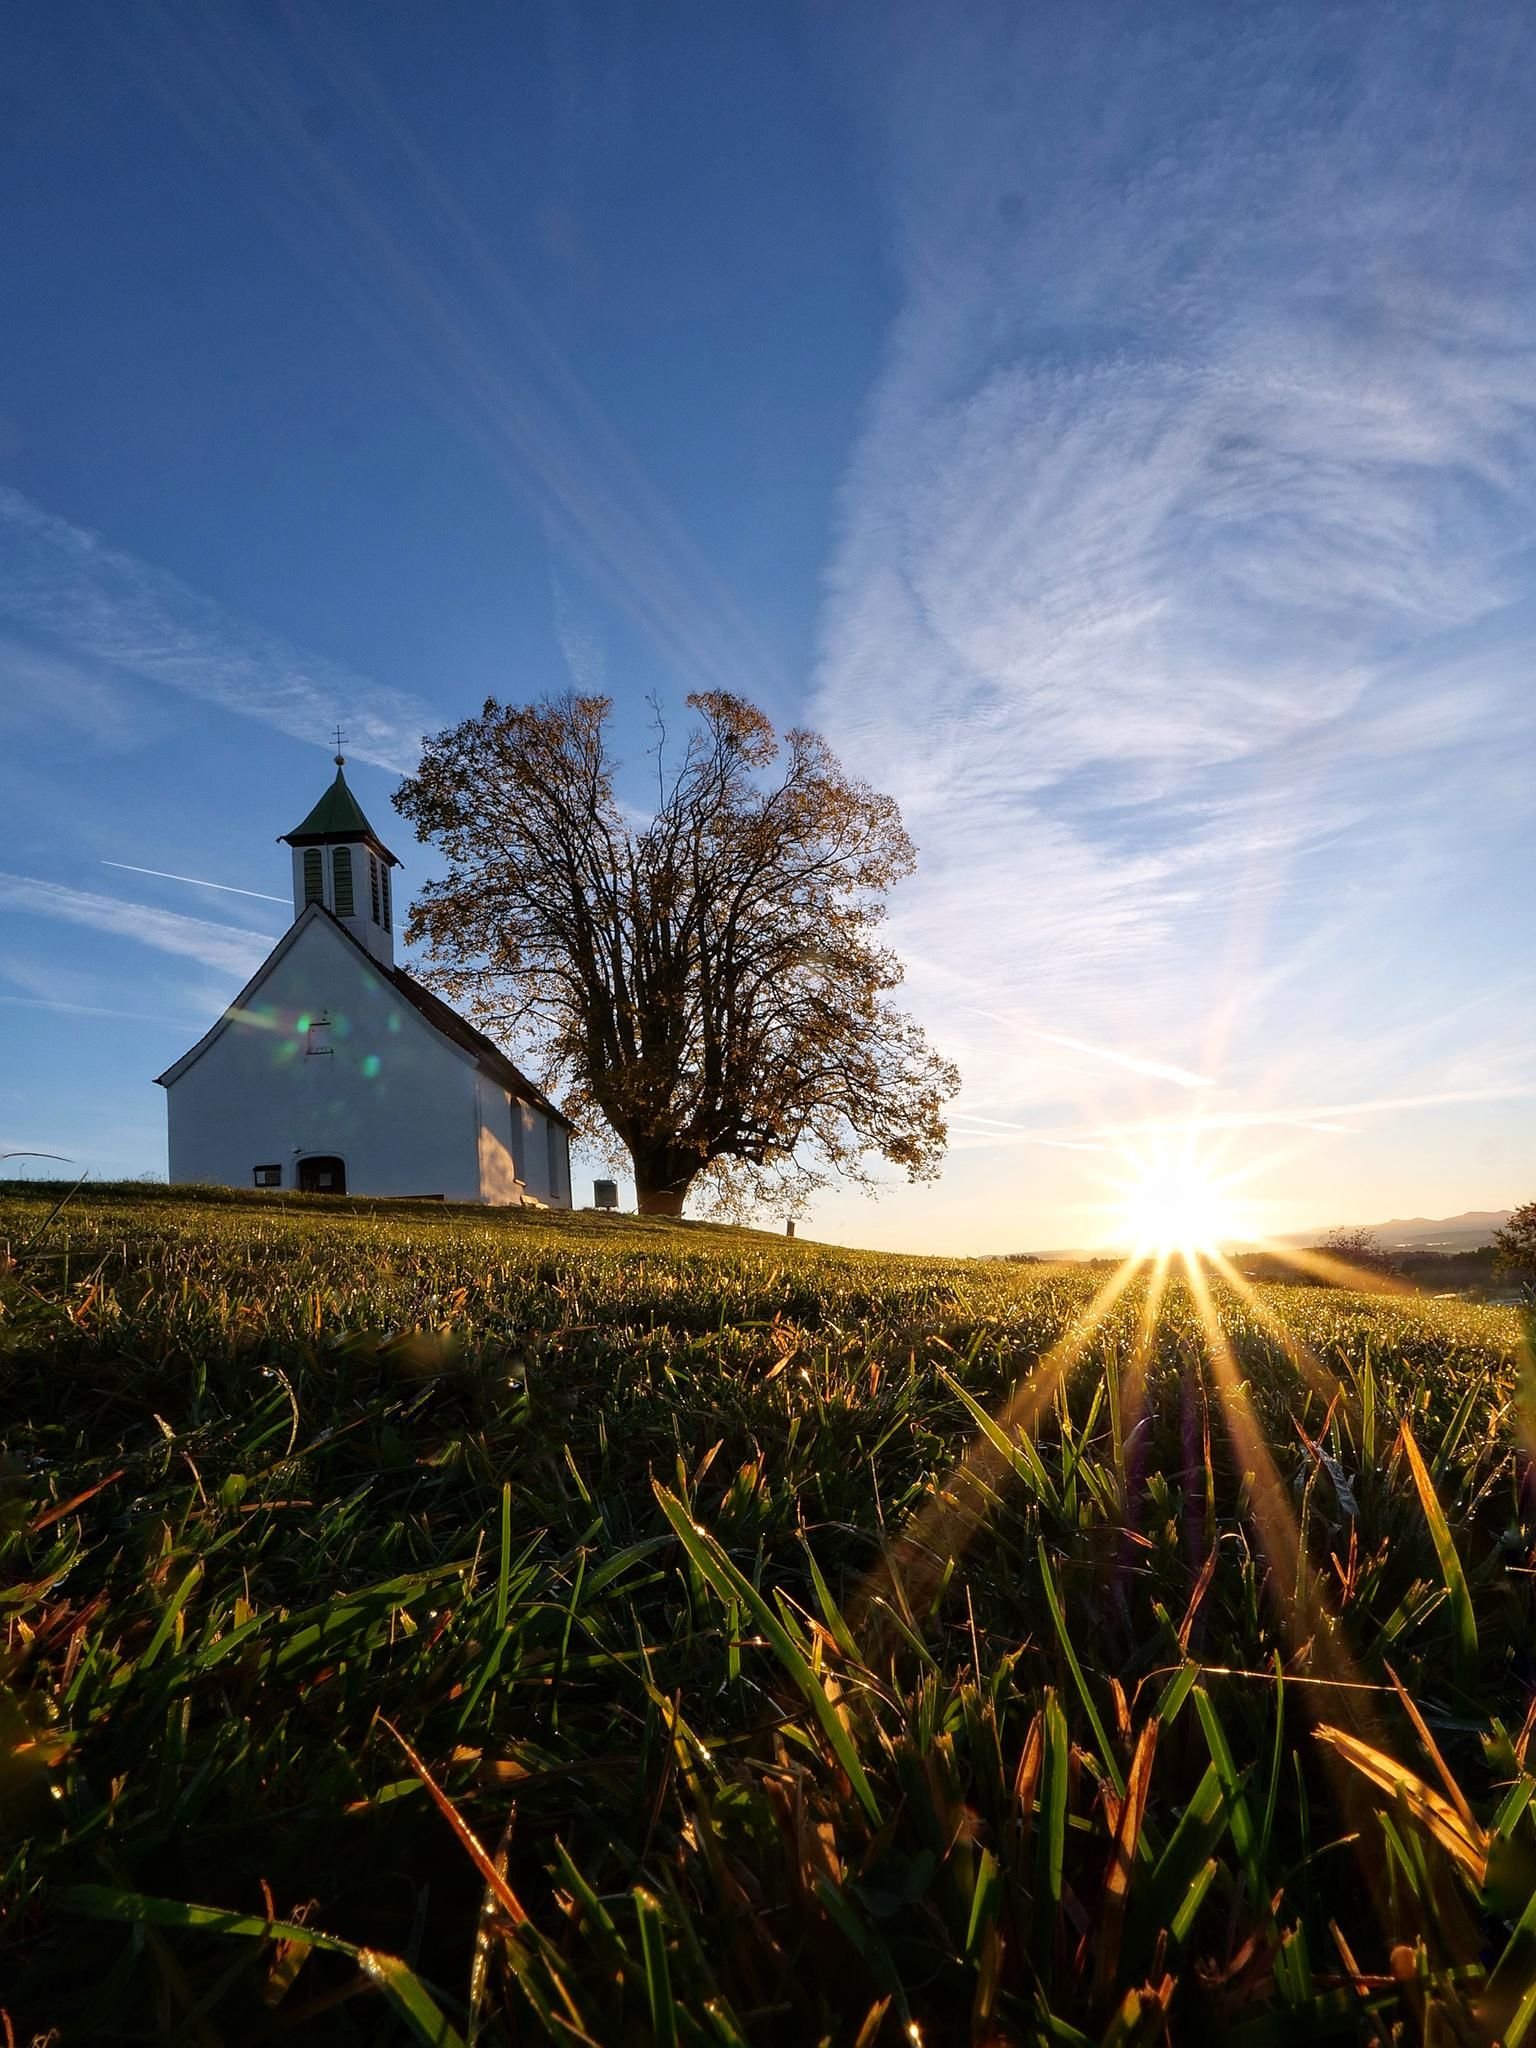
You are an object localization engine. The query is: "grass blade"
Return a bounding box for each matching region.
[58,1886,467,2047]
[58,1884,359,1952]
[1483,1881,1536,2043]
[1093,1717,1158,2005]
[654,1482,882,1824]
[380,1717,532,1927]
[1313,1724,1487,1884]
[358,1950,471,2048]
[494,1479,512,1633]
[1034,1688,1069,1979]
[935,1365,1060,1510]
[1398,1420,1477,1675]
[1037,1539,1124,1796]
[634,1888,679,2048]
[128,1562,203,1678]
[1192,1686,1266,1917]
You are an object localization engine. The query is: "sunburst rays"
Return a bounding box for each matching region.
[849,1254,1147,1638]
[859,1227,1448,1967]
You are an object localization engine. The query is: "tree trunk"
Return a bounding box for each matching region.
[632,1149,696,1217]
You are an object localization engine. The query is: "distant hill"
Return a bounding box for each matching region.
[1027,1209,1515,1262]
[1278,1210,1511,1253]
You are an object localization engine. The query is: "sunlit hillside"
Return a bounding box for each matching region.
[3,1185,1532,2044]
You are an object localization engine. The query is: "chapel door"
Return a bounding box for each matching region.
[298,1155,347,1194]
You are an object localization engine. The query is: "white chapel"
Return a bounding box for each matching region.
[157,756,573,1207]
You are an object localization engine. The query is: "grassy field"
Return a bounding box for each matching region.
[2,1183,1533,2045]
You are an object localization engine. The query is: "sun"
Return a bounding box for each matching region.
[1106,1140,1251,1256]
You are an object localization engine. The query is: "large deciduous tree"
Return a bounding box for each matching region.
[392,692,960,1216]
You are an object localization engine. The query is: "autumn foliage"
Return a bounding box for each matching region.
[393,692,959,1215]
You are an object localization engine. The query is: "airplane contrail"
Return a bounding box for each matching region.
[964,1006,1217,1089]
[950,1114,1106,1151]
[102,861,289,904]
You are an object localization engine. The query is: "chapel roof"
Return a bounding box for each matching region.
[281,761,401,866]
[155,901,572,1130]
[383,951,572,1129]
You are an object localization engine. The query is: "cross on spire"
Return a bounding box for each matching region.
[333,723,346,766]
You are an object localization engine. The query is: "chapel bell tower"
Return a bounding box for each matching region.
[280,753,401,967]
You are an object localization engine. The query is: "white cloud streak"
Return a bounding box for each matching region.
[954,1085,1536,1153]
[0,488,431,771]
[0,634,152,752]
[550,574,609,695]
[3,0,805,765]
[815,1,1536,1141]
[0,873,275,981]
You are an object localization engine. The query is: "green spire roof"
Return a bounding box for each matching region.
[281,761,400,865]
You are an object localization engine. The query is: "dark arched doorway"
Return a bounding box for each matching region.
[298,1155,347,1194]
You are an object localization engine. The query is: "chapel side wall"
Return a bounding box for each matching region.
[548,1121,572,1208]
[475,1074,525,1206]
[504,1104,571,1209]
[164,918,482,1199]
[514,1102,556,1204]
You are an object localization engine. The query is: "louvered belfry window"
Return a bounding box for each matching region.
[369,853,381,925]
[303,848,323,903]
[380,862,392,933]
[332,845,355,916]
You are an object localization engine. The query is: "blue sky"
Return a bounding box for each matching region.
[3,0,1534,1252]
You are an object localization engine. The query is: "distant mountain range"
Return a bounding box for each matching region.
[1274,1210,1512,1253]
[1032,1210,1513,1261]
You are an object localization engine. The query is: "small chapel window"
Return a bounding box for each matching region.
[332,845,355,916]
[369,852,381,925]
[307,1012,333,1056]
[302,848,323,903]
[253,1164,282,1187]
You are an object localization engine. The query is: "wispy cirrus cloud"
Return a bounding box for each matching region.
[0,488,431,771]
[0,994,207,1028]
[0,633,152,752]
[106,0,791,715]
[951,1084,1536,1152]
[814,1,1536,1146]
[3,0,796,767]
[0,872,275,981]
